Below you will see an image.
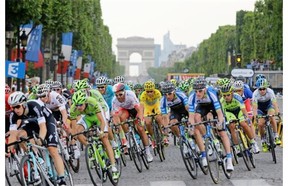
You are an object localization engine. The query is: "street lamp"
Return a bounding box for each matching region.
[44,48,51,81]
[58,52,65,85]
[6,23,14,87]
[52,53,59,81]
[20,30,28,92]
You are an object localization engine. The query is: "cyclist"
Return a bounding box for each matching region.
[51,81,72,107]
[178,80,191,96]
[160,81,188,139]
[133,83,144,98]
[70,91,119,180]
[220,82,260,154]
[140,81,169,148]
[95,76,115,111]
[187,77,234,171]
[111,83,154,162]
[7,91,67,186]
[113,76,131,90]
[252,78,281,151]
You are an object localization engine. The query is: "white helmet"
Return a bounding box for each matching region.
[114,76,125,83]
[8,91,27,106]
[37,84,50,96]
[96,76,108,85]
[233,80,244,90]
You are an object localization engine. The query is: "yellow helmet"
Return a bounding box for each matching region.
[170,79,177,86]
[144,81,155,91]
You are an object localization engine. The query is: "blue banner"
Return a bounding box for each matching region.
[62,32,73,46]
[26,24,43,62]
[70,50,78,77]
[5,61,26,79]
[90,61,95,77]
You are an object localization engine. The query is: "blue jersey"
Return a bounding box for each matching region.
[103,85,115,110]
[243,84,253,100]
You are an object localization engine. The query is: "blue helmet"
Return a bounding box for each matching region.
[255,78,269,88]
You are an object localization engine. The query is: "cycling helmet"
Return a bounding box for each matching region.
[178,81,190,92]
[37,84,50,97]
[114,76,125,83]
[233,80,244,90]
[255,74,266,81]
[31,85,38,94]
[170,79,177,86]
[113,83,125,92]
[161,82,175,94]
[5,84,11,94]
[220,83,233,93]
[75,80,90,91]
[51,81,62,89]
[45,79,54,87]
[144,81,155,91]
[134,83,143,90]
[106,79,113,85]
[8,91,27,106]
[72,90,87,105]
[193,77,207,90]
[96,76,107,85]
[255,78,269,88]
[187,78,195,86]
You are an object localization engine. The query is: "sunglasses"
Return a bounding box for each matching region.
[75,104,83,107]
[165,92,173,96]
[98,86,105,89]
[12,105,21,110]
[39,94,47,98]
[195,89,204,93]
[53,88,61,91]
[115,93,124,97]
[146,91,153,93]
[223,94,231,97]
[259,88,266,91]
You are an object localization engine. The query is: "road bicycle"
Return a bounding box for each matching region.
[147,113,165,162]
[20,132,74,186]
[257,114,278,164]
[120,117,149,173]
[193,119,232,184]
[72,126,121,186]
[226,119,256,171]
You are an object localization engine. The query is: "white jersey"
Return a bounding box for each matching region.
[112,90,140,112]
[44,91,67,112]
[252,88,276,104]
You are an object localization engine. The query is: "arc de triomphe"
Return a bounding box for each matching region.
[116,37,155,77]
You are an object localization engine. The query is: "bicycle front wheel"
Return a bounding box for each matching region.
[85,144,103,185]
[179,138,197,179]
[205,138,220,184]
[128,133,143,172]
[238,130,251,171]
[267,125,276,163]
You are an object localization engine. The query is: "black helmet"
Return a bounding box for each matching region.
[162,82,175,94]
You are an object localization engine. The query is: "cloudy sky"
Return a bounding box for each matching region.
[101,0,257,52]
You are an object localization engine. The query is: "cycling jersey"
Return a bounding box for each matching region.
[102,85,115,111]
[87,89,110,120]
[160,90,188,114]
[70,96,108,131]
[112,90,140,114]
[220,93,246,122]
[140,89,162,116]
[252,88,276,114]
[9,100,58,147]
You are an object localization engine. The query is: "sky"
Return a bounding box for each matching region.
[101,0,257,52]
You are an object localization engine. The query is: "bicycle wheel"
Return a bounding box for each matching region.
[205,138,220,184]
[231,146,239,165]
[85,144,103,185]
[19,155,46,186]
[267,125,276,163]
[7,153,23,184]
[238,131,251,171]
[115,133,127,167]
[128,133,143,172]
[179,138,197,179]
[107,159,121,186]
[67,143,80,173]
[154,123,165,162]
[218,143,232,179]
[5,157,12,186]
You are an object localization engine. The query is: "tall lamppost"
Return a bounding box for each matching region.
[6,23,14,87]
[52,53,58,81]
[19,30,28,92]
[59,52,65,85]
[44,48,51,81]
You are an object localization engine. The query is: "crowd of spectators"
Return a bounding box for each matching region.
[247,59,275,71]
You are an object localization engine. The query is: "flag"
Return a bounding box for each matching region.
[25,24,43,62]
[57,32,73,74]
[5,61,26,79]
[83,63,90,78]
[33,51,44,68]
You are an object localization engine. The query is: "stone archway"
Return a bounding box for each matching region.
[116,36,155,77]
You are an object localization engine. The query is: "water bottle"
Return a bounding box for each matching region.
[37,157,46,173]
[213,139,221,153]
[188,138,196,150]
[135,133,141,145]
